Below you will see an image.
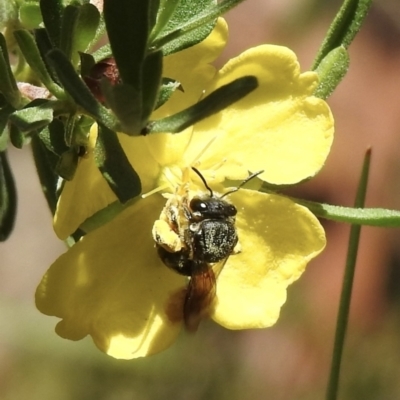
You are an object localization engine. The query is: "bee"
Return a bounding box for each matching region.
[153,168,263,331]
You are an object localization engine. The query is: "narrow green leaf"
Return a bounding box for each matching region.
[34,28,61,85]
[19,1,43,29]
[152,0,245,55]
[292,196,400,228]
[14,29,65,98]
[56,148,79,180]
[60,3,101,68]
[88,13,106,52]
[314,46,349,99]
[150,0,181,41]
[0,33,21,108]
[9,102,53,132]
[60,5,80,60]
[72,3,100,66]
[0,104,14,151]
[326,148,371,400]
[0,151,17,241]
[101,81,142,134]
[149,0,161,33]
[103,0,148,89]
[31,133,59,214]
[94,125,142,203]
[9,123,26,149]
[38,118,69,156]
[78,52,95,78]
[40,0,64,48]
[64,115,76,147]
[155,78,182,109]
[46,49,120,131]
[80,197,139,234]
[141,50,163,124]
[312,0,373,70]
[148,75,258,134]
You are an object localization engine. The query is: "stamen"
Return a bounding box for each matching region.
[141,183,170,198]
[189,135,218,166]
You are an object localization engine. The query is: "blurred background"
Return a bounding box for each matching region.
[2,0,400,399]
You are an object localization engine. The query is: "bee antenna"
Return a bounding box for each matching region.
[220,170,264,199]
[191,167,213,197]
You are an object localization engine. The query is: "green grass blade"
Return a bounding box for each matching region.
[326,148,371,400]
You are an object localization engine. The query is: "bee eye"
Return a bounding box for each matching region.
[190,198,208,212]
[227,204,237,216]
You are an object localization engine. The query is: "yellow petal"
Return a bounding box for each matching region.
[54,129,160,240]
[187,45,334,184]
[212,189,326,329]
[38,195,186,359]
[146,18,228,166]
[54,153,115,239]
[155,17,228,116]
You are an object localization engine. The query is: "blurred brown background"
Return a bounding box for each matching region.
[2,0,400,399]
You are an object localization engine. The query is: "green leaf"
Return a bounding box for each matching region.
[80,196,139,234]
[19,1,43,29]
[326,148,370,400]
[293,199,400,228]
[9,101,53,132]
[152,0,246,55]
[60,3,100,67]
[155,78,182,109]
[152,0,215,55]
[38,118,69,156]
[149,0,161,33]
[34,28,61,85]
[45,49,119,131]
[88,12,106,52]
[71,3,100,66]
[31,133,59,214]
[101,80,142,134]
[60,4,80,60]
[0,104,13,151]
[148,75,258,134]
[312,0,373,70]
[64,115,76,147]
[150,0,180,41]
[40,0,64,48]
[9,123,26,149]
[314,46,349,99]
[94,125,142,203]
[0,151,17,241]
[141,50,163,124]
[0,32,21,108]
[78,51,95,78]
[56,148,79,180]
[103,0,149,89]
[14,29,65,98]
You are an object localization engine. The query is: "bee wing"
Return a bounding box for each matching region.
[184,265,216,332]
[183,257,229,332]
[212,256,229,280]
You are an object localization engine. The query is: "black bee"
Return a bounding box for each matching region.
[157,167,263,331]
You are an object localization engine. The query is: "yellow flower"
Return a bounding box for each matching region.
[35,19,333,359]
